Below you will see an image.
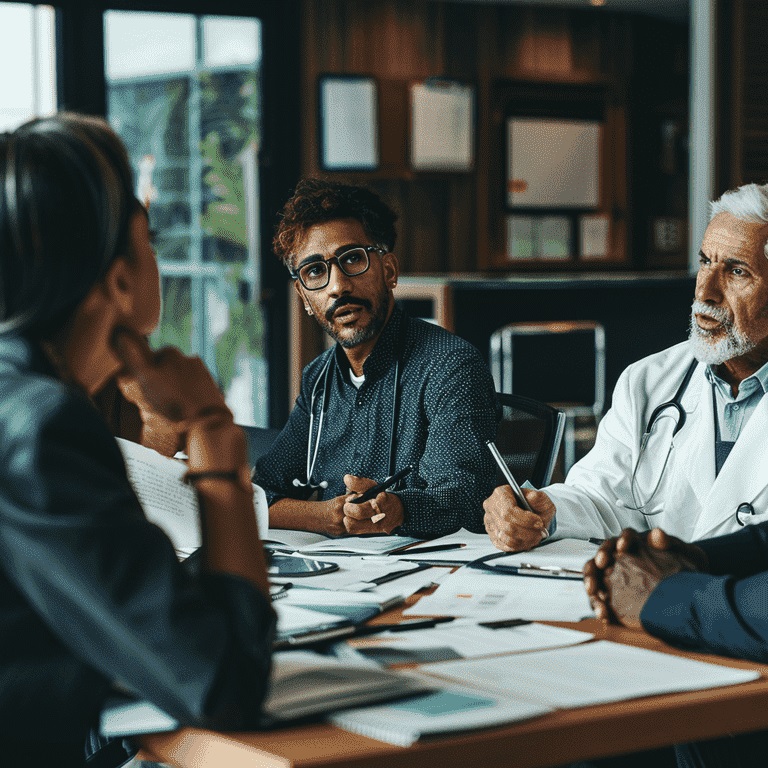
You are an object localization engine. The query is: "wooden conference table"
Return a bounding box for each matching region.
[139,594,768,768]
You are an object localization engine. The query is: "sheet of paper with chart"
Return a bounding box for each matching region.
[404,566,593,622]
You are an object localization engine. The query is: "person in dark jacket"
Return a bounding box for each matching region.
[584,524,768,766]
[0,113,274,767]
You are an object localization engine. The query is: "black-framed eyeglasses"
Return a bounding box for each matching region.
[289,245,386,291]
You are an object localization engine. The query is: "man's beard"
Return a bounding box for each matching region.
[688,300,757,364]
[318,292,390,349]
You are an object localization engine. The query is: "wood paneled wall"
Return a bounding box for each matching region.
[719,0,768,189]
[297,0,689,275]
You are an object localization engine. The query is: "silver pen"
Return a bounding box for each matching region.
[517,562,583,576]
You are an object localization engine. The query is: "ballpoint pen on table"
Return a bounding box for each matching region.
[517,563,583,576]
[341,562,432,591]
[348,616,456,638]
[401,543,466,555]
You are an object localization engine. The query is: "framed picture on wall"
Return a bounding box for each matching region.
[409,79,474,172]
[318,75,379,171]
[506,118,601,209]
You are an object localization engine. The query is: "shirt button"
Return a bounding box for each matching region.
[732,404,740,411]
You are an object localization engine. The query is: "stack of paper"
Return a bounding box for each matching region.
[332,641,760,747]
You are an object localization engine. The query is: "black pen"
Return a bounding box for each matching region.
[350,616,455,638]
[402,543,466,555]
[350,465,413,507]
[588,537,606,545]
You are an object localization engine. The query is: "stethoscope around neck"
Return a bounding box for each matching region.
[627,359,697,515]
[628,359,760,526]
[292,349,402,492]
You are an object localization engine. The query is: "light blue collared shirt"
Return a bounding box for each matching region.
[706,359,768,442]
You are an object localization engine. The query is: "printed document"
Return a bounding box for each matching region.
[117,438,269,551]
[404,566,593,621]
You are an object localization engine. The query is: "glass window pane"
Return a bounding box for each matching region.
[202,16,261,68]
[155,276,193,354]
[106,12,267,427]
[105,12,195,79]
[0,3,56,131]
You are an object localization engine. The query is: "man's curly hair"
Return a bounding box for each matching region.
[273,178,398,266]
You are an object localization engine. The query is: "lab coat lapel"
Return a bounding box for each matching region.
[694,393,768,539]
[669,366,714,509]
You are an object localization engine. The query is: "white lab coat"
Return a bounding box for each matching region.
[548,341,768,542]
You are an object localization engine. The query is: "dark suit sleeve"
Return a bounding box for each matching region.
[396,351,499,537]
[640,522,768,662]
[0,387,274,732]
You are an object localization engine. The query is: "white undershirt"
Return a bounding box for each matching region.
[349,369,365,389]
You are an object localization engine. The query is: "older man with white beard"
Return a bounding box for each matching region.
[484,182,768,551]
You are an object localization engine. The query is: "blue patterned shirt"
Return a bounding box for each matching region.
[254,307,499,537]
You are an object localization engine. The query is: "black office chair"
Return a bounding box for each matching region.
[493,392,566,489]
[238,424,282,468]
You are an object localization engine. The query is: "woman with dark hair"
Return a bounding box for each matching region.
[0,113,274,767]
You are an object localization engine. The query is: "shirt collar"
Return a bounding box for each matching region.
[706,358,768,401]
[332,305,405,384]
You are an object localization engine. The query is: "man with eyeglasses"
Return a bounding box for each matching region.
[484,182,768,552]
[254,178,498,538]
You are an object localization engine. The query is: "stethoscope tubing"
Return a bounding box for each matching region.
[297,346,401,492]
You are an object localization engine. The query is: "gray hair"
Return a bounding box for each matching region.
[710,182,768,224]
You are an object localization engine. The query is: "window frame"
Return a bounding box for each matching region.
[1,0,299,426]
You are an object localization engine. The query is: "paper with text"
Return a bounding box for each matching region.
[117,438,269,550]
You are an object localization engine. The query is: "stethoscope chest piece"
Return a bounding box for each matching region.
[736,502,755,527]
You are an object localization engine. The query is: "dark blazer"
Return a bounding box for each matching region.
[641,522,768,662]
[0,335,274,766]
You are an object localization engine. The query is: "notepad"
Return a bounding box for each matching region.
[330,680,550,746]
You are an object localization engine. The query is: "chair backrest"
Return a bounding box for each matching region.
[238,425,282,468]
[493,392,566,488]
[490,321,606,417]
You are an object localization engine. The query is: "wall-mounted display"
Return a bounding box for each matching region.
[507,118,601,208]
[410,80,474,171]
[318,75,379,171]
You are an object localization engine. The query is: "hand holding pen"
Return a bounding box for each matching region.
[483,440,557,553]
[342,466,412,535]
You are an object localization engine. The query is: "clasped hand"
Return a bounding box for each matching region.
[322,474,405,536]
[583,528,709,628]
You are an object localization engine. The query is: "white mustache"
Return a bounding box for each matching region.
[690,300,733,327]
